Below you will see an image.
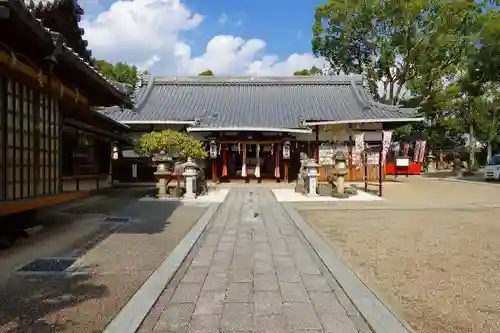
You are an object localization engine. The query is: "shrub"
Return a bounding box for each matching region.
[136,130,208,160]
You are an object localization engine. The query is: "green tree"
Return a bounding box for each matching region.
[198,69,214,76]
[95,60,139,87]
[294,66,323,76]
[312,0,483,105]
[136,130,207,160]
[444,6,500,166]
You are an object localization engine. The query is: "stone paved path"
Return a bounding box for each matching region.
[144,188,371,332]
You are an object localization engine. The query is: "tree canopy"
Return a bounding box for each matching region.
[313,0,483,105]
[95,60,139,87]
[312,0,500,165]
[293,66,323,76]
[136,130,207,160]
[198,69,214,76]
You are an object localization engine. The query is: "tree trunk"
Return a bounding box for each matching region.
[487,141,493,164]
[469,123,475,170]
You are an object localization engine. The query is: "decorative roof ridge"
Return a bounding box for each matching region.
[24,0,83,16]
[24,0,92,62]
[134,73,155,112]
[152,75,364,85]
[348,81,417,117]
[349,80,371,111]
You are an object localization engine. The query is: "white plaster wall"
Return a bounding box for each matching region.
[294,124,383,142]
[127,123,384,143]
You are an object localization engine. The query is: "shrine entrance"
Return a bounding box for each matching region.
[207,133,298,183]
[219,141,286,183]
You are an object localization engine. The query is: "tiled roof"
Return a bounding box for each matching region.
[23,0,83,15]
[103,75,421,129]
[7,0,126,100]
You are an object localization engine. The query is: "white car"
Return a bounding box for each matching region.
[484,154,500,181]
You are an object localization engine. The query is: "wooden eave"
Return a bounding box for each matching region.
[1,0,129,107]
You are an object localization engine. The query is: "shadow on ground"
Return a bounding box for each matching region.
[421,170,496,184]
[0,274,108,333]
[112,200,182,234]
[0,185,199,333]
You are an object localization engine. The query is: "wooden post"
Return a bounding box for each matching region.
[211,159,218,183]
[364,151,368,192]
[315,125,319,162]
[284,159,289,183]
[378,144,383,197]
[348,124,353,181]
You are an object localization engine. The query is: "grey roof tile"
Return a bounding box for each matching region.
[102,76,420,129]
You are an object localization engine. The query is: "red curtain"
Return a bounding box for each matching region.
[222,144,228,177]
[274,144,281,178]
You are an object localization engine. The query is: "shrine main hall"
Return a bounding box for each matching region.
[102,75,422,183]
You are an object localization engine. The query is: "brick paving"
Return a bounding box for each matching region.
[144,188,370,333]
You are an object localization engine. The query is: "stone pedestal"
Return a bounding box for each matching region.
[295,173,305,193]
[155,170,171,199]
[335,154,348,195]
[426,153,436,172]
[452,157,462,176]
[153,151,173,199]
[295,158,307,193]
[336,175,345,194]
[304,160,320,197]
[183,157,198,199]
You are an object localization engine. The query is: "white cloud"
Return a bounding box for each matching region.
[81,0,323,76]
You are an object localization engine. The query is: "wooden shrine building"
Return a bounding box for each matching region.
[103,75,423,183]
[0,0,131,218]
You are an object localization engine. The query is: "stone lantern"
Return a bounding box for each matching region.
[183,157,199,199]
[335,152,348,194]
[153,150,173,199]
[426,151,436,172]
[304,159,320,197]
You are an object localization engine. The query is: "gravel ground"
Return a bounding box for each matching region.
[297,178,500,333]
[0,192,208,333]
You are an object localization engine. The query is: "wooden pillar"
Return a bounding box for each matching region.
[315,125,319,162]
[211,159,218,183]
[348,124,353,181]
[284,159,289,183]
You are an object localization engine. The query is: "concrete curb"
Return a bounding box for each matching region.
[282,203,413,333]
[102,202,222,333]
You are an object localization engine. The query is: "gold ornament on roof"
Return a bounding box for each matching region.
[37,71,44,87]
[9,53,17,68]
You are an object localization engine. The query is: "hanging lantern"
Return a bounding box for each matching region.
[209,140,218,159]
[282,140,291,159]
[112,143,119,160]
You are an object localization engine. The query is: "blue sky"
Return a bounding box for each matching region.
[81,0,325,75]
[181,0,322,57]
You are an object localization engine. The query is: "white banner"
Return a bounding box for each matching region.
[352,133,365,166]
[255,144,261,178]
[414,141,421,162]
[381,131,393,165]
[241,144,247,177]
[418,140,427,163]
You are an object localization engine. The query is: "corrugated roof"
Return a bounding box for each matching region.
[103,75,420,129]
